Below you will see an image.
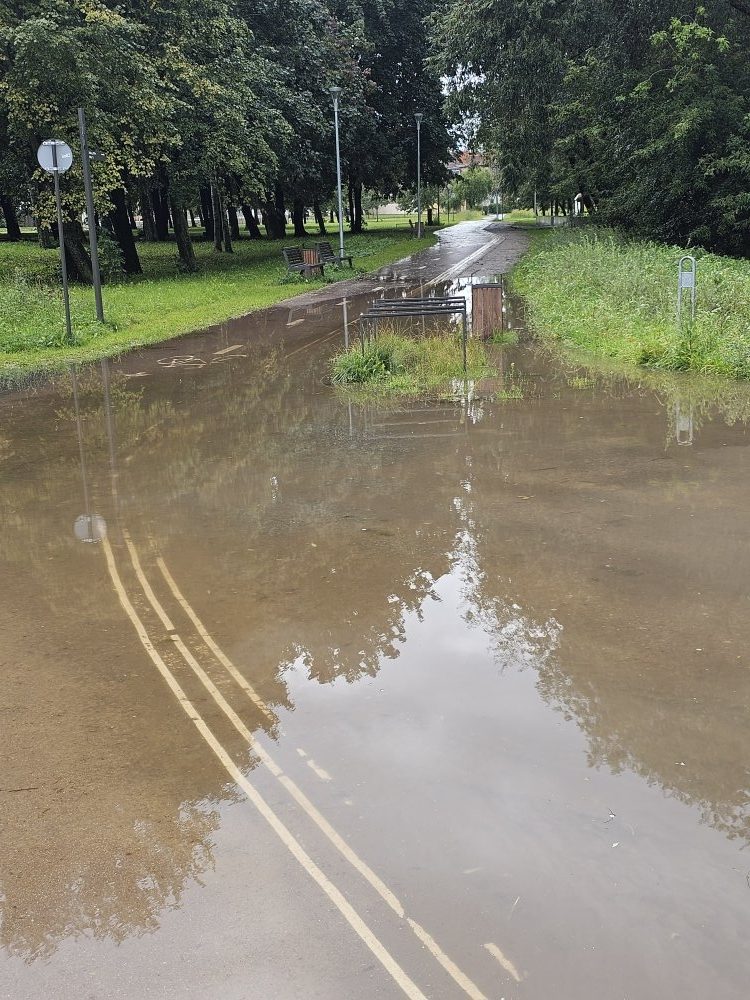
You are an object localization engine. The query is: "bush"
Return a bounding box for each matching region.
[331,342,395,384]
[96,230,124,283]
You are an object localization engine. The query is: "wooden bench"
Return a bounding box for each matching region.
[316,240,354,268]
[282,246,324,277]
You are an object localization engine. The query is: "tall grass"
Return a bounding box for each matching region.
[511,228,750,379]
[331,330,495,396]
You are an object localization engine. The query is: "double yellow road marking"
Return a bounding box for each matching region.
[103,536,425,997]
[104,534,490,999]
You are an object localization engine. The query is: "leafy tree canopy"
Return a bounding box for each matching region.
[433,0,750,254]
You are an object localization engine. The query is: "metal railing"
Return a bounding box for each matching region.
[359,296,469,372]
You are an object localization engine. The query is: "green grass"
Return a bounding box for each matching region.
[0,225,440,379]
[502,209,549,226]
[330,329,496,397]
[510,227,750,379]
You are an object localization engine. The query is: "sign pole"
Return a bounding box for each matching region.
[78,107,104,322]
[52,144,73,344]
[677,255,697,325]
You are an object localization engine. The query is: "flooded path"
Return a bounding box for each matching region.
[1,222,748,999]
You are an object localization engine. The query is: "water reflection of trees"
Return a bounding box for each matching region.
[1,330,748,962]
[462,384,750,847]
[2,796,225,962]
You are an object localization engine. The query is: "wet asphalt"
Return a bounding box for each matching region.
[1,221,748,999]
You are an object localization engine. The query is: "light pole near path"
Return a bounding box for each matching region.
[78,107,105,323]
[414,113,423,237]
[329,86,345,263]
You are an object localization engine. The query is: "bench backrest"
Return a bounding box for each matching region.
[316,241,336,258]
[283,247,305,264]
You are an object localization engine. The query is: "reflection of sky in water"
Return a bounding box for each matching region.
[281,501,563,694]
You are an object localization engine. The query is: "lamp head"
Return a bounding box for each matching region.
[329,86,342,99]
[414,112,423,125]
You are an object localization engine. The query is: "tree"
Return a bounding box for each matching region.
[0,0,455,274]
[0,1,179,276]
[332,0,452,232]
[455,167,494,209]
[433,0,750,254]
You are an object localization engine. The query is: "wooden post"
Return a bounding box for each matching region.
[301,247,320,276]
[472,283,503,340]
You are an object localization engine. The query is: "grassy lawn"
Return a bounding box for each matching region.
[0,223,441,378]
[510,226,750,379]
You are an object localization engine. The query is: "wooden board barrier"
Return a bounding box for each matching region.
[472,283,503,339]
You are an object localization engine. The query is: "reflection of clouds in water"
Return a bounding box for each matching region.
[538,655,750,846]
[280,493,563,689]
[450,498,563,672]
[449,492,748,847]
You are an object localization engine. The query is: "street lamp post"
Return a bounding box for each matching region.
[414,113,423,237]
[78,107,105,323]
[329,87,345,263]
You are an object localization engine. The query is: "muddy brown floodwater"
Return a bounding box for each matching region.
[1,222,748,999]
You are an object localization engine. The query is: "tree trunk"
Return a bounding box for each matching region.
[0,195,22,240]
[242,203,262,238]
[426,206,434,226]
[292,198,308,237]
[275,185,286,236]
[329,207,335,223]
[170,195,198,272]
[126,196,137,231]
[351,180,363,234]
[140,186,156,241]
[262,188,286,239]
[227,204,240,240]
[211,185,223,251]
[582,192,596,214]
[222,201,233,253]
[38,224,54,248]
[199,186,214,241]
[261,204,279,239]
[106,187,142,275]
[57,220,93,283]
[313,199,326,235]
[347,178,355,231]
[188,208,196,228]
[151,187,170,240]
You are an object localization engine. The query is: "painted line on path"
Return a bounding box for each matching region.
[484,942,523,983]
[408,919,487,1000]
[285,328,341,359]
[155,554,405,916]
[147,546,488,1000]
[157,556,275,724]
[102,536,426,1000]
[427,234,506,287]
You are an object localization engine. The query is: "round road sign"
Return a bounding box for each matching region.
[37,139,73,174]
